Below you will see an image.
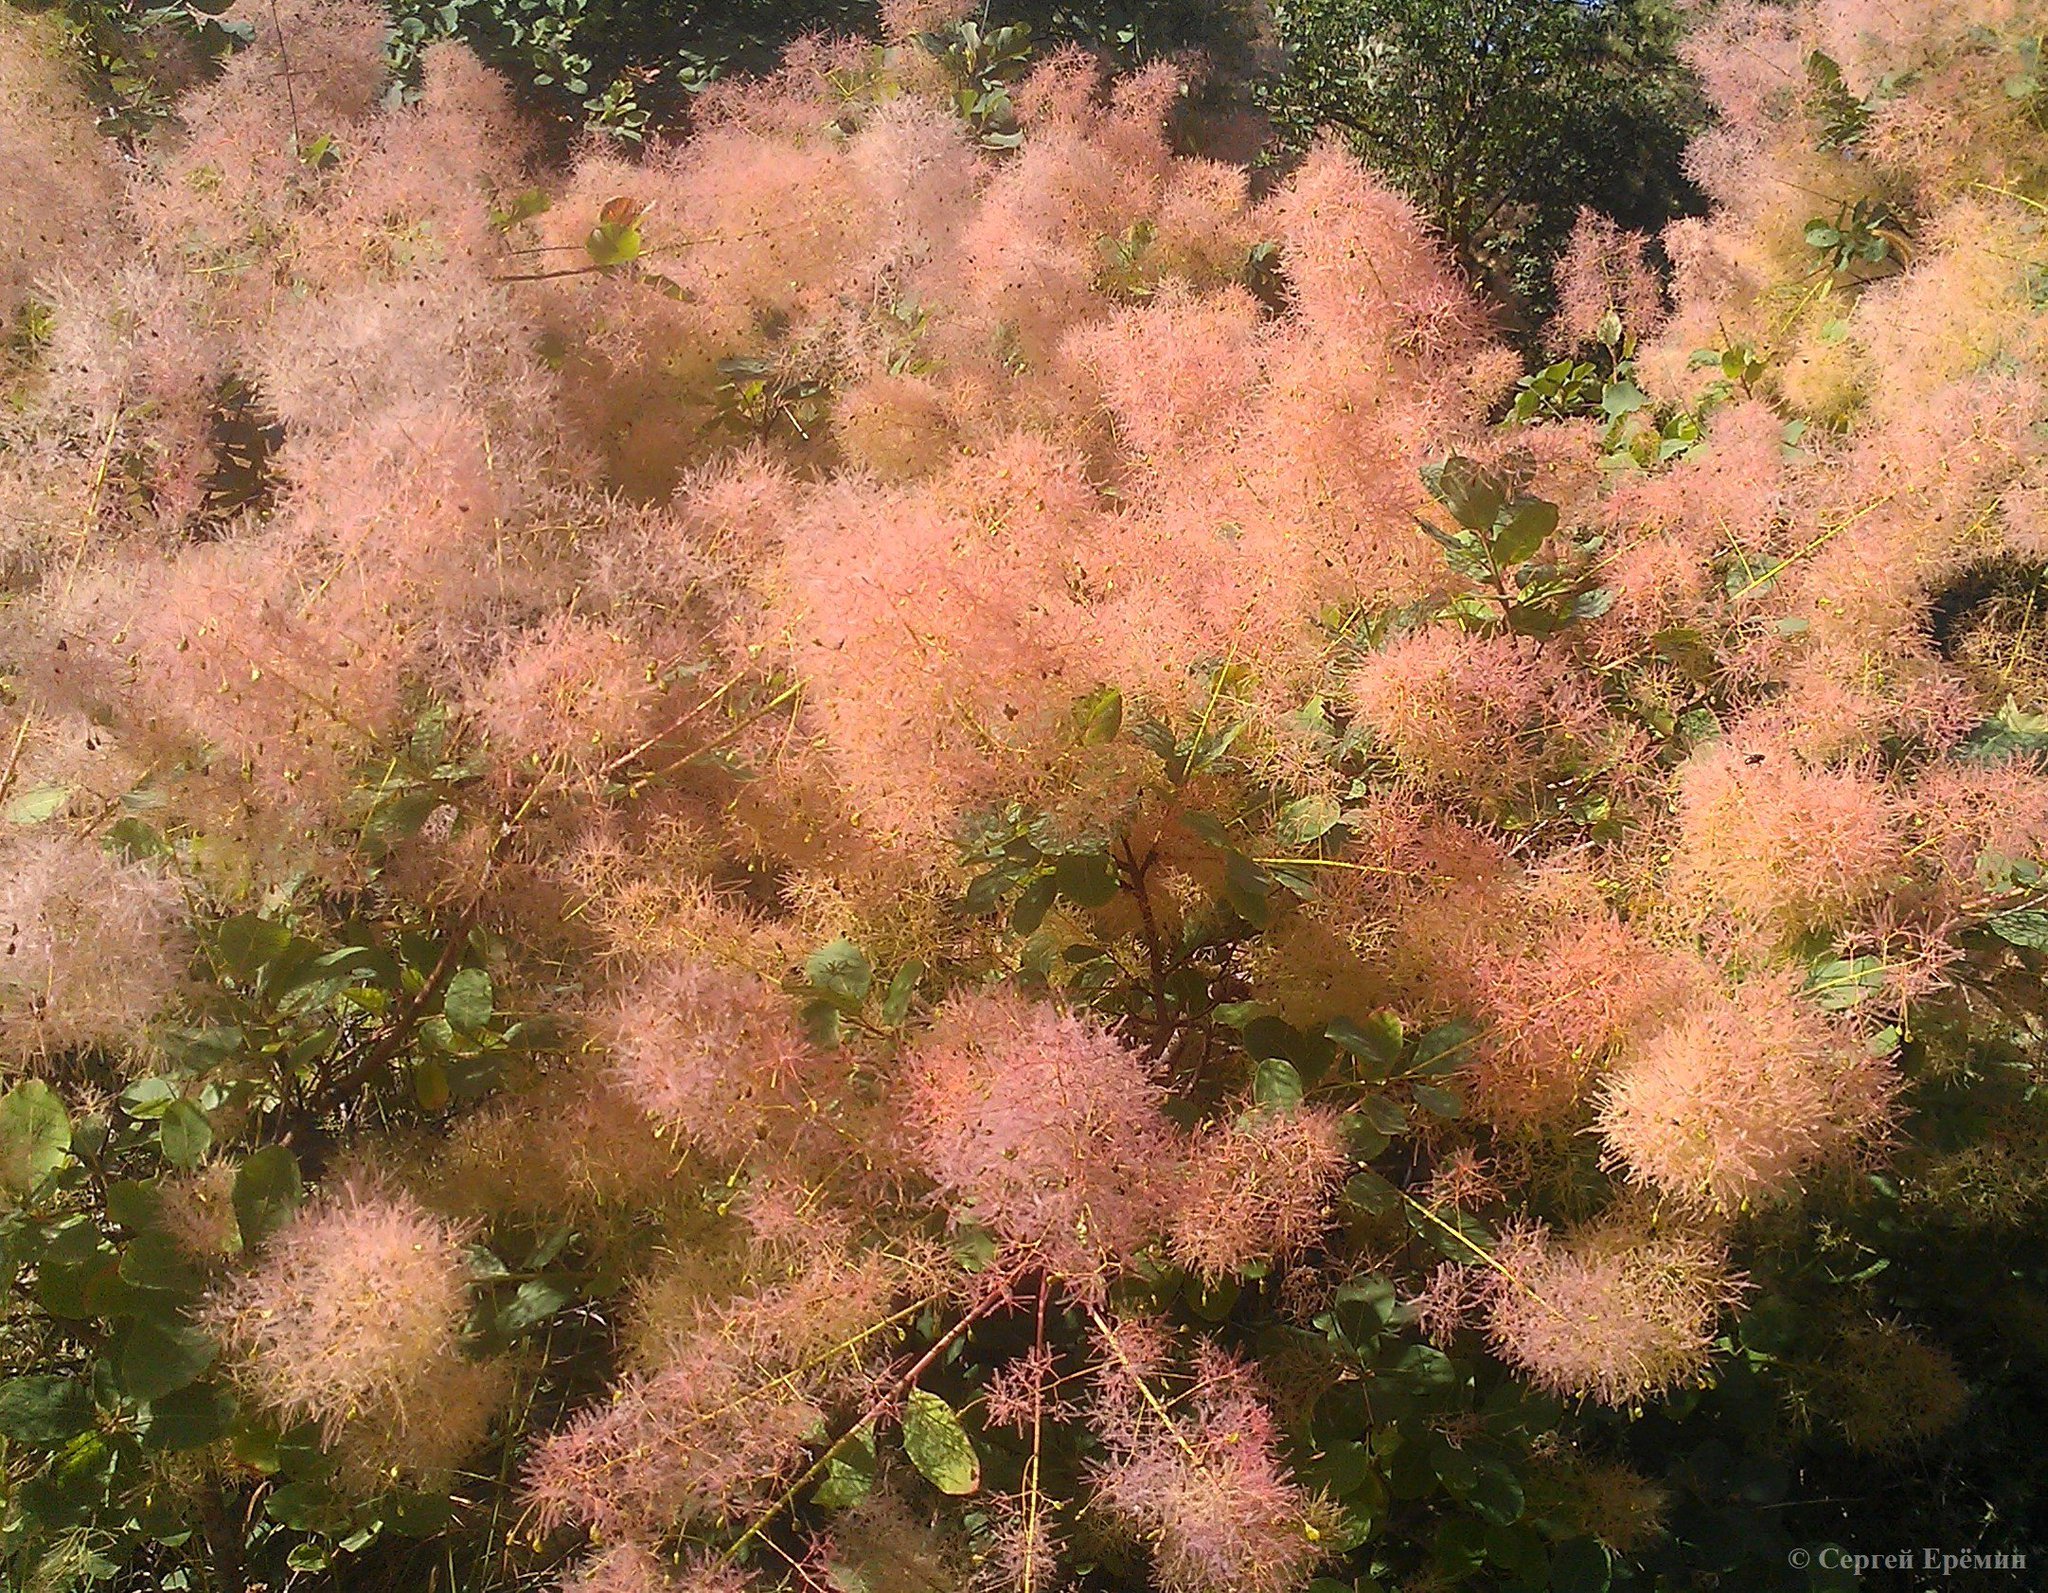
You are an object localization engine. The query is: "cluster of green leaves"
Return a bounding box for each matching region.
[918,15,1035,148]
[383,0,1259,138]
[1803,49,1897,152]
[1508,314,1716,471]
[1418,455,1612,640]
[386,0,880,136]
[0,833,577,1590]
[1802,198,1910,283]
[11,0,247,138]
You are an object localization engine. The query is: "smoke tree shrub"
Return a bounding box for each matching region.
[4,1,2048,1589]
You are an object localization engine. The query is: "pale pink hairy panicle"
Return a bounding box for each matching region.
[606,961,816,1162]
[1170,1106,1348,1282]
[1551,209,1666,349]
[1596,972,1899,1210]
[203,1184,473,1434]
[1090,1344,1323,1593]
[1483,1218,1745,1406]
[904,988,1179,1294]
[0,832,188,1065]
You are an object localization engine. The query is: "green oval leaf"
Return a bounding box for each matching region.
[901,1387,980,1496]
[442,967,493,1034]
[1253,1056,1305,1112]
[142,1381,236,1453]
[0,1375,95,1445]
[1328,1012,1403,1077]
[806,939,873,1006]
[3,784,71,824]
[233,1146,303,1249]
[214,913,292,987]
[0,1079,72,1196]
[158,1100,213,1171]
[120,1315,216,1403]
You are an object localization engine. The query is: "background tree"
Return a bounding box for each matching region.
[1258,0,1706,325]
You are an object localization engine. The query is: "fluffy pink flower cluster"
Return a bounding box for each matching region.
[606,961,820,1162]
[1551,208,1667,350]
[1480,1219,1746,1407]
[559,1543,752,1593]
[1090,1341,1324,1593]
[1346,628,1607,805]
[904,989,1178,1294]
[203,1185,477,1436]
[1597,973,1899,1211]
[0,832,188,1065]
[523,1248,923,1540]
[1170,1107,1349,1282]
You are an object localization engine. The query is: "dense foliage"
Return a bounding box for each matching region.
[5,3,2048,1593]
[18,0,1268,144]
[1257,0,1705,321]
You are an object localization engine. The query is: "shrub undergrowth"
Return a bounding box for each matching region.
[4,3,2048,1591]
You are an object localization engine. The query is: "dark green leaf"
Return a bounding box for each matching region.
[1988,908,2048,949]
[105,816,169,862]
[265,1479,345,1532]
[385,1489,455,1535]
[118,1078,178,1120]
[1428,454,1507,532]
[37,1219,126,1319]
[1389,1341,1460,1396]
[1409,1022,1476,1077]
[1356,1092,1410,1137]
[1490,496,1558,567]
[1253,1057,1305,1112]
[495,1279,569,1337]
[1075,687,1123,744]
[1188,1270,1241,1321]
[214,913,292,986]
[142,1381,236,1453]
[1051,850,1119,908]
[1276,794,1343,846]
[120,1316,215,1402]
[802,997,843,1048]
[0,1376,95,1445]
[1011,874,1057,934]
[813,1424,876,1510]
[233,1146,303,1249]
[806,939,873,1005]
[106,1179,161,1232]
[1343,1169,1404,1220]
[1223,850,1274,927]
[1464,1458,1525,1524]
[1565,586,1616,622]
[19,1430,120,1525]
[880,961,924,1029]
[1550,1537,1612,1593]
[1328,1012,1403,1077]
[118,1232,203,1297]
[1805,955,1887,1011]
[158,1100,212,1170]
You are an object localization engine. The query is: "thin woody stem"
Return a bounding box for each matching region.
[720,1288,1004,1564]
